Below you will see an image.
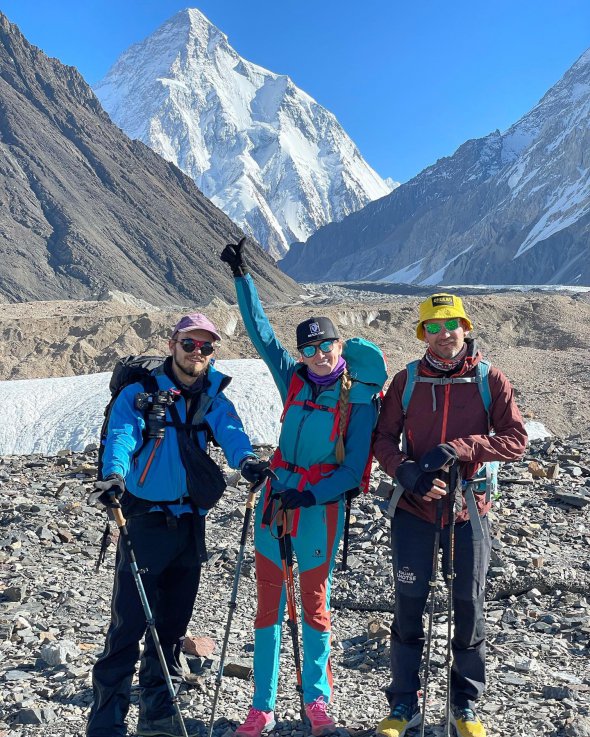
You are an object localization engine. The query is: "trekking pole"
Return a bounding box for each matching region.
[340,491,352,571]
[419,498,443,737]
[278,519,306,723]
[207,476,269,737]
[110,504,189,737]
[95,509,115,572]
[444,465,459,737]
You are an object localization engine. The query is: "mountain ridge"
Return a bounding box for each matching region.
[280,47,590,285]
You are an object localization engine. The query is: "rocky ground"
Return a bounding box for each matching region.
[1,437,590,737]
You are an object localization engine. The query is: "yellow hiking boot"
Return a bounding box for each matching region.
[376,702,420,737]
[450,706,486,737]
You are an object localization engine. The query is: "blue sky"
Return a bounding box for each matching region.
[2,0,589,183]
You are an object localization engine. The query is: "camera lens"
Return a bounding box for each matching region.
[147,403,166,438]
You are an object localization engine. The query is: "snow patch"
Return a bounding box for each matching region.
[525,421,552,441]
[514,170,590,258]
[381,259,425,284]
[0,360,282,457]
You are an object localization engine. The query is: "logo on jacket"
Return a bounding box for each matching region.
[397,566,417,585]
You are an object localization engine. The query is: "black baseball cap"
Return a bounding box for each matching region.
[296,317,340,348]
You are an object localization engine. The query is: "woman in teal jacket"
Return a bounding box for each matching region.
[221,240,387,737]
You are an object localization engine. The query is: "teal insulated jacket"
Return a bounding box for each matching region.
[236,274,387,504]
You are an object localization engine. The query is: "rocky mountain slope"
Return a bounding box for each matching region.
[0,13,298,306]
[0,439,589,737]
[281,49,590,286]
[94,8,393,259]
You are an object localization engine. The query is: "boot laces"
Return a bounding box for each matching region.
[307,698,330,721]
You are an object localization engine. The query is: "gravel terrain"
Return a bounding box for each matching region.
[1,437,589,737]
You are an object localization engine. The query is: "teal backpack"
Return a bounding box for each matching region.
[391,359,499,539]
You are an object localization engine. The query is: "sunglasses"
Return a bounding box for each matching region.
[174,338,215,355]
[300,339,335,358]
[424,318,461,335]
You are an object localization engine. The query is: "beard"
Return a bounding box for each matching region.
[173,353,207,380]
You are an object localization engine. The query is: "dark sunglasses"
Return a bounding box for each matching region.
[424,318,460,335]
[174,338,215,355]
[300,339,335,358]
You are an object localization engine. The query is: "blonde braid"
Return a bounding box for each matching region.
[335,369,353,463]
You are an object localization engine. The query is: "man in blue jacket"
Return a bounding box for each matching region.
[87,313,268,737]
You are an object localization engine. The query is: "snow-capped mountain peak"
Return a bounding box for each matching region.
[281,46,590,286]
[95,8,394,258]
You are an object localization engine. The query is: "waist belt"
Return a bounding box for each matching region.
[386,478,486,541]
[261,449,338,537]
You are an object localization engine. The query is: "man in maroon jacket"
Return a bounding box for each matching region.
[373,293,527,737]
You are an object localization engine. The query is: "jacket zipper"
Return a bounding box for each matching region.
[440,383,451,442]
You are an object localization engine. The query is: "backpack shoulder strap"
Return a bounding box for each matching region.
[401,360,420,414]
[280,372,305,423]
[476,359,492,417]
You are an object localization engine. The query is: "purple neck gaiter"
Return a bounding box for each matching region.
[307,356,347,387]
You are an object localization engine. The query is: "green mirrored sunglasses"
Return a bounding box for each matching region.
[424,318,460,335]
[300,339,335,358]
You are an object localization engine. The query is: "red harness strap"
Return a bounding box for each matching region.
[262,448,339,536]
[280,373,347,442]
[263,372,353,536]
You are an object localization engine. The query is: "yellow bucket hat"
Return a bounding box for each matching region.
[416,293,473,340]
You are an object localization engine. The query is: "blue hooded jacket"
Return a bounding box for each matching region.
[101,359,255,507]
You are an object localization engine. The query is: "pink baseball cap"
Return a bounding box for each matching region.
[172,313,221,342]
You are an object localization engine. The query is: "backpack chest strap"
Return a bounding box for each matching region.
[412,375,479,412]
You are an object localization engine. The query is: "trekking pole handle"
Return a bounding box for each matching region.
[111,506,126,529]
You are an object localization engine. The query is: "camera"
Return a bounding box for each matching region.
[135,390,180,439]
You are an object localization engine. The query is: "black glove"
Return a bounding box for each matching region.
[280,488,316,510]
[419,443,458,472]
[396,461,438,496]
[240,458,274,485]
[220,236,249,277]
[90,474,125,508]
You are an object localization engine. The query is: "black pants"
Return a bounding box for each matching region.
[86,512,206,737]
[386,508,491,712]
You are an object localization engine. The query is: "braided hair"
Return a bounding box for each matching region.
[335,369,353,463]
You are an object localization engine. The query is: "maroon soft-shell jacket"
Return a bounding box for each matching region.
[373,342,528,525]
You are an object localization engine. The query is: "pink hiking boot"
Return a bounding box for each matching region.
[235,707,276,737]
[305,697,336,737]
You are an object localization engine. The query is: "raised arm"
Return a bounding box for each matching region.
[220,238,296,401]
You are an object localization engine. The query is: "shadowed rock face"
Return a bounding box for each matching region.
[0,13,299,306]
[280,49,590,286]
